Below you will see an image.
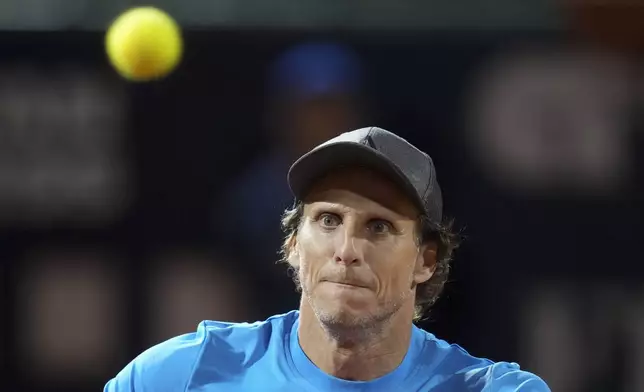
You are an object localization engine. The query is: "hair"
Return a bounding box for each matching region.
[279,201,462,321]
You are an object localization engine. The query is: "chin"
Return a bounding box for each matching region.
[303,285,393,328]
[314,299,378,328]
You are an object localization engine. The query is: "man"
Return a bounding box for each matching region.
[105,127,550,391]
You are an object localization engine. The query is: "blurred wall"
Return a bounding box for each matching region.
[0,0,557,30]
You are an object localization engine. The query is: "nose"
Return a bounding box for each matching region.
[334,225,363,265]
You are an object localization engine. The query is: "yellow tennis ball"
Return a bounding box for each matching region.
[106,7,183,81]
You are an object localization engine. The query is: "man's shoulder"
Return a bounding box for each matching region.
[197,310,296,349]
[104,324,208,391]
[419,330,550,391]
[104,311,298,391]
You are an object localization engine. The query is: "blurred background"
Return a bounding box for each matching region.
[2,0,644,391]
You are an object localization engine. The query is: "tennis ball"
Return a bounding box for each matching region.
[105,7,183,81]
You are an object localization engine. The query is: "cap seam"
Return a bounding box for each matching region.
[422,153,433,205]
[366,126,376,143]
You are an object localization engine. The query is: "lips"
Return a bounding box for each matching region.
[324,279,367,289]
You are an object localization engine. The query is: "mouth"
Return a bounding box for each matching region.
[324,280,367,289]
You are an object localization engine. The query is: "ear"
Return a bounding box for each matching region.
[285,234,300,267]
[413,242,437,285]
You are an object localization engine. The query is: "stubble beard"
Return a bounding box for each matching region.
[302,281,414,343]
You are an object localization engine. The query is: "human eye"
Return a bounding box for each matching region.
[368,219,393,235]
[318,212,341,229]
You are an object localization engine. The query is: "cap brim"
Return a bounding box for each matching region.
[287,142,425,213]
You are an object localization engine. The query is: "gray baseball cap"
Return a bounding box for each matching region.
[287,126,443,225]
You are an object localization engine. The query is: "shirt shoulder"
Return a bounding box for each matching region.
[418,330,550,391]
[103,325,207,392]
[464,361,551,391]
[104,311,297,392]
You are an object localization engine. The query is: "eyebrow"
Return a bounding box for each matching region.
[305,202,345,215]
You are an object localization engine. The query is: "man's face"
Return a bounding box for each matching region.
[292,167,435,329]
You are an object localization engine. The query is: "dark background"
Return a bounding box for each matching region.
[2,3,644,390]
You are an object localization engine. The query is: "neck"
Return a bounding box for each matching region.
[297,300,415,381]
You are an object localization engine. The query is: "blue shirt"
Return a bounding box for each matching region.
[104,311,550,391]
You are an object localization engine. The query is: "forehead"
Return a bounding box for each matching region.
[302,167,419,218]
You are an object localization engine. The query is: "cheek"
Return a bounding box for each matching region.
[297,230,334,284]
[370,245,417,294]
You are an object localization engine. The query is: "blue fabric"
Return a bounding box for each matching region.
[268,42,362,99]
[104,311,550,391]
